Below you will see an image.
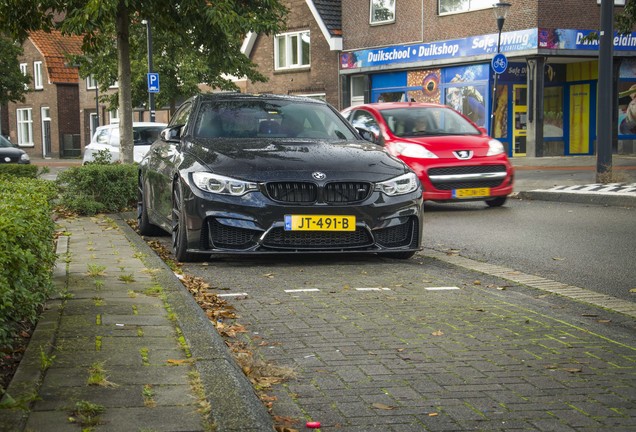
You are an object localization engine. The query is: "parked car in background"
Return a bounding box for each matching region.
[138,93,423,262]
[341,102,514,207]
[0,135,30,164]
[82,122,167,164]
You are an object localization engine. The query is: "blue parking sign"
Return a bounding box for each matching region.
[147,73,159,93]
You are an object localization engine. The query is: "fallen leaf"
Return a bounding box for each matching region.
[372,402,396,410]
[473,280,481,285]
[564,368,582,373]
[431,330,444,337]
[597,319,612,324]
[552,257,566,261]
[428,412,439,417]
[629,288,636,293]
[581,313,598,317]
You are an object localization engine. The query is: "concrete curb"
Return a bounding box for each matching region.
[113,215,274,432]
[517,190,636,207]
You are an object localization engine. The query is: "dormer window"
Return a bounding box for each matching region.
[370,0,396,25]
[274,31,310,70]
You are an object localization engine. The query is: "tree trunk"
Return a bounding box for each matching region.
[116,0,133,164]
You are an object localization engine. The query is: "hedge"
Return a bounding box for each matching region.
[0,164,38,179]
[56,163,138,215]
[0,176,58,350]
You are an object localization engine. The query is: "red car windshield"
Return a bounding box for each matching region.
[379,107,481,138]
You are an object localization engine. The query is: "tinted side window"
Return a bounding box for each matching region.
[351,110,380,136]
[170,102,192,137]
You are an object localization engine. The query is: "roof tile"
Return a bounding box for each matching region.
[29,30,83,84]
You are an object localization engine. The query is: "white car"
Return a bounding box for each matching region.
[82,122,167,164]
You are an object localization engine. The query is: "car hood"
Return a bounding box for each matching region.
[185,138,411,181]
[402,134,498,158]
[0,147,26,158]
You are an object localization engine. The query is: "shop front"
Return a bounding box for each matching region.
[340,28,636,157]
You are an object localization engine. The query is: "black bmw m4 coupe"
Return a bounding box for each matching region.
[138,93,423,262]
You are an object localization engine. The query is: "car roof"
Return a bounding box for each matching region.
[346,102,448,111]
[96,122,167,130]
[194,92,326,106]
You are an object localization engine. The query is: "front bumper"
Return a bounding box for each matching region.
[180,181,423,255]
[409,159,514,202]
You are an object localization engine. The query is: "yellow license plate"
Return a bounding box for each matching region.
[284,215,356,231]
[453,188,491,198]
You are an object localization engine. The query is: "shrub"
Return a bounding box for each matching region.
[0,177,58,350]
[56,164,138,215]
[0,164,38,179]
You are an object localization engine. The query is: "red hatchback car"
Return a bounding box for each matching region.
[341,102,514,207]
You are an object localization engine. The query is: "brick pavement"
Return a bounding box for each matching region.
[187,253,636,431]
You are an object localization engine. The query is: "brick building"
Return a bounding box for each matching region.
[5,30,84,158]
[242,0,343,108]
[244,0,636,157]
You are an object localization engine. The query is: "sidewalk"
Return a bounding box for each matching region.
[0,156,633,431]
[0,216,272,432]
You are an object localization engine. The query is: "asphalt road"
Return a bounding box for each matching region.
[423,198,636,301]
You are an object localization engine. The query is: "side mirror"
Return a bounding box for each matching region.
[356,127,383,145]
[160,127,180,142]
[477,126,488,135]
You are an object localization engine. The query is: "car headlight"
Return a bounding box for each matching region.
[20,153,30,162]
[375,172,419,196]
[487,139,505,156]
[389,142,438,159]
[192,172,258,196]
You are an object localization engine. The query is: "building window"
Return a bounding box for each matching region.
[274,31,310,70]
[16,108,33,146]
[20,63,28,89]
[87,75,97,89]
[109,109,120,124]
[439,0,492,15]
[33,61,43,89]
[370,0,396,25]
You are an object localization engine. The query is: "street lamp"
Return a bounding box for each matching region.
[142,19,155,122]
[490,2,511,137]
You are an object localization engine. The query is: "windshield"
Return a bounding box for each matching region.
[194,99,357,141]
[0,135,14,148]
[380,106,481,138]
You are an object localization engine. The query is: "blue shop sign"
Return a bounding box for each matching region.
[340,29,537,70]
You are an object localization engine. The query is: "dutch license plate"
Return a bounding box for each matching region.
[284,215,356,231]
[452,188,491,198]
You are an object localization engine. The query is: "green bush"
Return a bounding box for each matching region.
[0,164,38,178]
[56,164,138,215]
[0,177,58,350]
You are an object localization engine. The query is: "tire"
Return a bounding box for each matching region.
[171,181,196,262]
[137,177,163,236]
[485,196,507,207]
[379,250,416,260]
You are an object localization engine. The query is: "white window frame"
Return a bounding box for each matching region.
[16,108,34,147]
[20,63,28,89]
[274,31,310,71]
[86,75,97,89]
[439,0,492,15]
[33,61,43,89]
[109,109,120,124]
[350,76,366,107]
[370,0,396,25]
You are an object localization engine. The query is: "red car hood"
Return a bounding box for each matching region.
[398,134,496,159]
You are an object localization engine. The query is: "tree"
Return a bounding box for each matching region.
[0,33,30,105]
[0,0,288,162]
[616,1,636,34]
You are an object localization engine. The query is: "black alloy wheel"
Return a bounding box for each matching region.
[171,181,196,262]
[137,176,163,236]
